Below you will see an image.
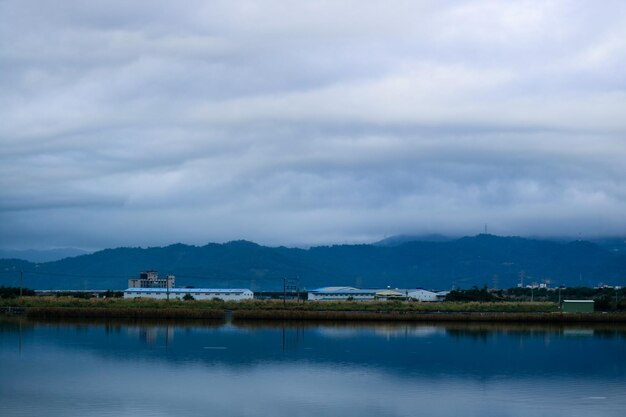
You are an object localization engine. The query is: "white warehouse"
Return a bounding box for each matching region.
[124,288,253,301]
[307,287,378,301]
[308,286,448,302]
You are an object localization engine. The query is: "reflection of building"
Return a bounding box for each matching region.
[128,326,175,345]
[128,270,175,289]
[124,288,253,301]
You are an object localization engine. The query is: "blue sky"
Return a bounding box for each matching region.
[1,1,626,249]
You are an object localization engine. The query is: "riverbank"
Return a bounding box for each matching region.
[1,296,558,312]
[2,296,625,322]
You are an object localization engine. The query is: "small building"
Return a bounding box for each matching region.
[375,289,406,300]
[561,300,594,313]
[407,289,439,302]
[128,270,175,289]
[123,288,253,301]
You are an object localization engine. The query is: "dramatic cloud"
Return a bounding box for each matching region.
[1,0,625,249]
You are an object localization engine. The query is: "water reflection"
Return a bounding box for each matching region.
[1,318,626,417]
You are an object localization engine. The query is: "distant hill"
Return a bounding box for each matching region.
[1,235,625,290]
[585,237,626,253]
[0,248,91,263]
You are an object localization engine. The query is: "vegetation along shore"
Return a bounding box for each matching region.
[2,294,626,323]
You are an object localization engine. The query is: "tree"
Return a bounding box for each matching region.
[0,286,35,298]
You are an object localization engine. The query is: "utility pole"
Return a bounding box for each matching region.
[294,277,298,303]
[20,270,23,298]
[283,278,299,305]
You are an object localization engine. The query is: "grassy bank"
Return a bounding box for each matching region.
[2,296,557,312]
[4,296,625,322]
[1,297,226,320]
[227,300,559,313]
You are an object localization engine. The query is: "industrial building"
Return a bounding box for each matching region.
[307,287,378,301]
[124,271,443,302]
[124,270,252,301]
[123,288,253,301]
[307,286,445,301]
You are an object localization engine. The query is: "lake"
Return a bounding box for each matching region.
[1,318,625,417]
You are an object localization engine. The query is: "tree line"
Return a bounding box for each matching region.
[445,286,626,311]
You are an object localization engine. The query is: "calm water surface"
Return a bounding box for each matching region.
[1,318,625,417]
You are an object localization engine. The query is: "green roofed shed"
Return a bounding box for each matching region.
[561,300,594,313]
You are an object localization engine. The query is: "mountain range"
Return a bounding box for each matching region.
[1,235,625,290]
[0,248,91,263]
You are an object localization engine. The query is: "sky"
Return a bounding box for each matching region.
[1,0,626,250]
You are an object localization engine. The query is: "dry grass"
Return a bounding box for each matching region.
[2,296,558,312]
[3,297,624,323]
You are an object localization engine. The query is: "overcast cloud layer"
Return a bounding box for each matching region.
[1,0,626,249]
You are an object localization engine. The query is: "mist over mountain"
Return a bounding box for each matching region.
[373,234,455,247]
[1,235,625,291]
[0,248,91,263]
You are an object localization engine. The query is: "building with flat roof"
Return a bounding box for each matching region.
[125,270,252,301]
[128,270,175,289]
[124,288,253,301]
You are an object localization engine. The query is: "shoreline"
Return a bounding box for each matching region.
[2,297,624,323]
[232,309,626,323]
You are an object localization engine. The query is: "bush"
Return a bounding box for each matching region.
[0,286,36,298]
[445,286,496,302]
